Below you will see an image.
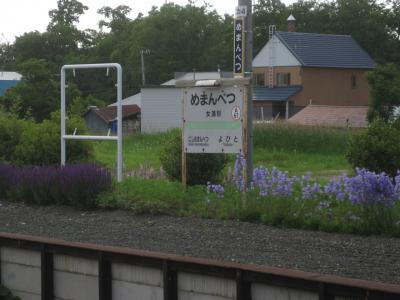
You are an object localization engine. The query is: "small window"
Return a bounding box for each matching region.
[276,73,291,86]
[351,74,357,89]
[253,73,265,86]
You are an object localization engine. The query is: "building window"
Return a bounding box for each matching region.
[253,73,265,86]
[351,74,357,89]
[276,73,291,86]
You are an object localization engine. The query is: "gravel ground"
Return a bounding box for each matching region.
[0,200,399,285]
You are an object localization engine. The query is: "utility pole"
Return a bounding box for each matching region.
[140,49,150,86]
[238,0,253,186]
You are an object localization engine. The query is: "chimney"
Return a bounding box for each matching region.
[287,15,296,32]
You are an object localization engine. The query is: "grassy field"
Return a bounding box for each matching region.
[94,131,174,170]
[94,123,356,180]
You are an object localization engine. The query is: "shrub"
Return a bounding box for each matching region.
[346,118,400,176]
[13,111,93,165]
[4,164,112,209]
[0,113,25,162]
[160,130,228,185]
[366,63,400,122]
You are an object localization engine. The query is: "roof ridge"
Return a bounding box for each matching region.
[254,85,303,89]
[276,31,351,38]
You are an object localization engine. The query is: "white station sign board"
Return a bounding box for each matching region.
[183,86,244,153]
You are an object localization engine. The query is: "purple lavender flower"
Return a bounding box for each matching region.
[234,153,246,192]
[324,174,347,201]
[343,168,398,207]
[207,182,225,199]
[302,181,320,200]
[252,166,297,198]
[253,167,268,196]
[1,163,111,208]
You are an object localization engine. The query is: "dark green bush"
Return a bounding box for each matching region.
[8,111,93,165]
[0,113,25,162]
[346,118,400,176]
[160,130,228,185]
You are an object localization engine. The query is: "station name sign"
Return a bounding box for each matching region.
[234,18,244,77]
[183,86,244,154]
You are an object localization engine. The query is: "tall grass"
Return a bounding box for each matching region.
[94,130,179,170]
[254,122,357,155]
[93,124,357,178]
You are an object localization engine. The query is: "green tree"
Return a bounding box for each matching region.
[98,5,132,33]
[366,64,400,122]
[253,0,288,53]
[48,0,88,28]
[13,32,50,62]
[332,0,393,64]
[0,43,15,70]
[46,0,88,64]
[1,59,59,121]
[94,2,232,97]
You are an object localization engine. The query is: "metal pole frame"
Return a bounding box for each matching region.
[61,63,123,182]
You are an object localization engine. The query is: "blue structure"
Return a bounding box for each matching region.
[0,72,22,96]
[0,80,20,96]
[253,85,303,102]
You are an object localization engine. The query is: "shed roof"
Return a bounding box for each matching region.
[275,32,375,69]
[289,105,368,128]
[85,105,140,124]
[108,93,141,108]
[253,85,303,101]
[0,72,22,81]
[162,71,233,86]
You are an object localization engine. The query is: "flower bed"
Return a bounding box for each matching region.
[0,163,112,209]
[203,155,400,235]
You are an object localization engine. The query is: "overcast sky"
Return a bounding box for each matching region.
[0,0,296,43]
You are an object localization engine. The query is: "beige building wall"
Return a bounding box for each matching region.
[253,67,371,107]
[296,68,371,106]
[253,66,302,86]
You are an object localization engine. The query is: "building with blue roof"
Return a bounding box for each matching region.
[0,72,22,96]
[252,15,374,121]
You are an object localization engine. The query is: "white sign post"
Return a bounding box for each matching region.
[178,78,250,186]
[183,86,244,154]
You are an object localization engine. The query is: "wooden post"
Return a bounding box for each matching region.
[242,87,248,185]
[182,149,187,187]
[286,100,289,120]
